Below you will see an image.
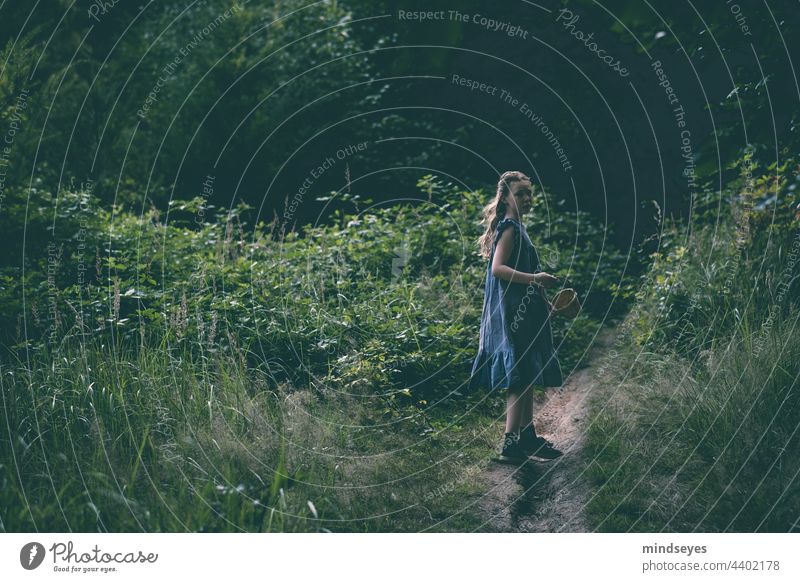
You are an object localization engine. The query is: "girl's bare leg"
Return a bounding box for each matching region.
[519,383,535,431]
[504,386,525,434]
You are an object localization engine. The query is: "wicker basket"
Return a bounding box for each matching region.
[552,288,580,319]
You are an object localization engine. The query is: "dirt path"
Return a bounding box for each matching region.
[476,325,616,532]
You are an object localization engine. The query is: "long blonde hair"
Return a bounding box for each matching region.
[478,170,531,258]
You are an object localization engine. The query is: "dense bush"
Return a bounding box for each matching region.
[628,154,799,361]
[5,175,632,397]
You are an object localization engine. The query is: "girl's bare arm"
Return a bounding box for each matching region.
[491,226,559,288]
[491,226,537,285]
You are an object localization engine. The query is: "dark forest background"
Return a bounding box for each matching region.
[2,0,797,253]
[1,0,799,533]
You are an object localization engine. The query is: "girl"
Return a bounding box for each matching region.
[469,171,564,462]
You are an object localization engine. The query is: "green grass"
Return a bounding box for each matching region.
[584,158,800,532]
[0,329,512,532]
[586,309,800,531]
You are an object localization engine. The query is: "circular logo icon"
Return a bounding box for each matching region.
[20,542,46,570]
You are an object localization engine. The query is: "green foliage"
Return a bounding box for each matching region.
[0,0,378,211]
[6,175,629,395]
[0,174,628,531]
[586,155,800,532]
[628,155,799,362]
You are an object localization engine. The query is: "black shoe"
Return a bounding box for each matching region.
[518,425,538,451]
[525,435,563,460]
[496,432,528,463]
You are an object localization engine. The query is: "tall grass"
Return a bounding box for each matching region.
[585,156,800,532]
[585,308,799,532]
[0,327,510,532]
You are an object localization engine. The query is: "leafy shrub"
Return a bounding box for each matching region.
[5,175,632,401]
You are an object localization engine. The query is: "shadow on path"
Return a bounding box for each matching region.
[476,325,617,532]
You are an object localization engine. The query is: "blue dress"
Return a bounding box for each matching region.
[468,217,563,390]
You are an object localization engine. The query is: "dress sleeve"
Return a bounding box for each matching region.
[493,218,519,247]
[492,219,524,271]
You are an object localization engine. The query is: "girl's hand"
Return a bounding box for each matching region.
[533,272,559,288]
